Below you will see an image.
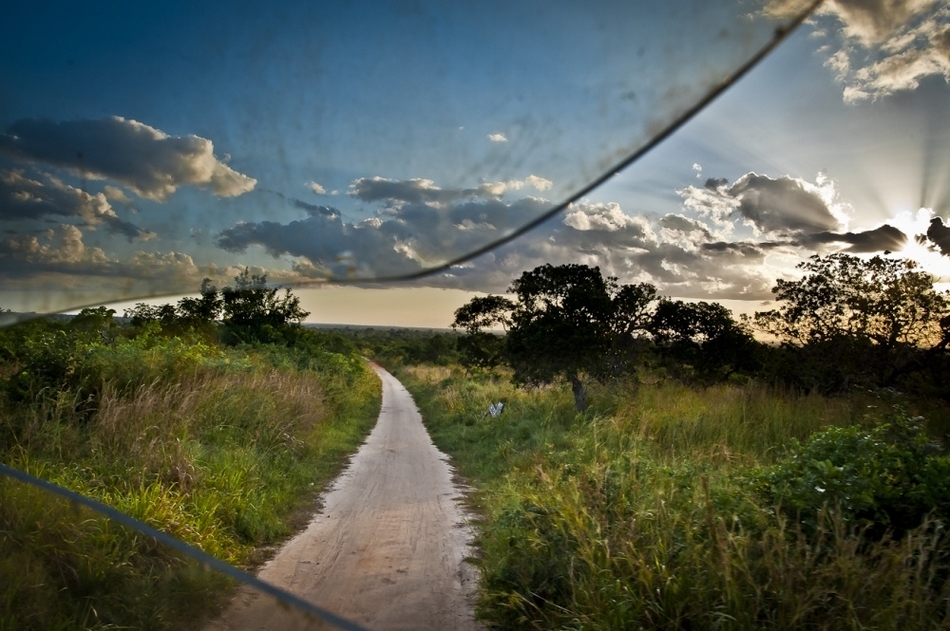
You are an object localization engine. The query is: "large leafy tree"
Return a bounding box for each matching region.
[451,295,515,371]
[221,269,310,344]
[455,264,658,411]
[177,278,223,326]
[648,299,758,383]
[756,253,950,389]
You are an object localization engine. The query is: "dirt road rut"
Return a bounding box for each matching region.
[209,364,481,631]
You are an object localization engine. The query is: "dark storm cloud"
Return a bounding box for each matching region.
[295,201,340,217]
[701,240,789,254]
[0,116,256,201]
[348,175,551,206]
[917,217,950,255]
[214,175,792,301]
[704,177,729,190]
[678,172,845,238]
[215,194,552,279]
[681,171,907,257]
[659,213,713,239]
[350,177,468,205]
[805,224,907,253]
[261,188,341,217]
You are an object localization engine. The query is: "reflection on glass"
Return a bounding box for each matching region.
[0,0,817,317]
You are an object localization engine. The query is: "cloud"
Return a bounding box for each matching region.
[0,116,257,201]
[0,169,153,240]
[679,172,850,236]
[677,171,911,258]
[213,176,787,301]
[524,175,553,191]
[729,173,843,234]
[262,188,340,217]
[487,133,508,143]
[917,216,950,255]
[5,165,913,312]
[308,181,326,195]
[563,201,647,233]
[349,177,463,206]
[806,224,908,252]
[102,185,132,205]
[348,175,552,208]
[659,213,714,240]
[0,224,310,315]
[215,170,914,302]
[216,193,552,278]
[769,0,949,102]
[0,225,113,277]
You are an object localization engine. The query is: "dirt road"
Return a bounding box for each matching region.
[208,364,481,631]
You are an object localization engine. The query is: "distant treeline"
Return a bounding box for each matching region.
[363,254,950,411]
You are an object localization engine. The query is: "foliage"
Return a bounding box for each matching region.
[452,264,758,410]
[756,253,950,390]
[757,414,950,537]
[0,319,381,630]
[648,299,759,384]
[452,295,515,371]
[454,264,661,410]
[364,329,461,367]
[221,269,310,345]
[398,364,950,630]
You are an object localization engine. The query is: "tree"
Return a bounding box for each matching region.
[221,269,310,344]
[177,278,222,326]
[70,306,118,343]
[648,299,758,383]
[455,264,658,411]
[755,253,950,390]
[452,295,515,371]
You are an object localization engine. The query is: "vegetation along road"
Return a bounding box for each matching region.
[210,363,481,631]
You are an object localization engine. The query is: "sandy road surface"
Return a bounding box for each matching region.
[208,364,481,631]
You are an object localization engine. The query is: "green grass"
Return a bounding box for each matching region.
[397,364,950,630]
[1,335,381,630]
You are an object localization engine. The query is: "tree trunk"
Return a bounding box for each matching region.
[569,373,588,412]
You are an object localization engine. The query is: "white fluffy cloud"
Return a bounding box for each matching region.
[0,116,257,201]
[1,167,922,313]
[678,171,906,252]
[770,0,949,101]
[487,133,508,143]
[215,172,878,300]
[308,181,327,195]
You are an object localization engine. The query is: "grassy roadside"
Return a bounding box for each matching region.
[397,364,950,630]
[1,333,380,630]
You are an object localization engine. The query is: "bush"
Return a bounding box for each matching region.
[758,414,950,537]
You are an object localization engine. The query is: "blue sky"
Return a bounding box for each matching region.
[1,0,948,326]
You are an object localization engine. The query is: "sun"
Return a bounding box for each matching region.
[887,207,950,283]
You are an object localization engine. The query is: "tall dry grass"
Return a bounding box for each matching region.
[399,365,950,630]
[1,341,381,630]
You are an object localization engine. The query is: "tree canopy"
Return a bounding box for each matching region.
[755,253,950,390]
[221,269,310,344]
[454,264,664,410]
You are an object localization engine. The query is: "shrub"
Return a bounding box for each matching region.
[757,414,950,537]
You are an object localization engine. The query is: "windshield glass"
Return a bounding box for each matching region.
[4,1,950,629]
[1,0,820,316]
